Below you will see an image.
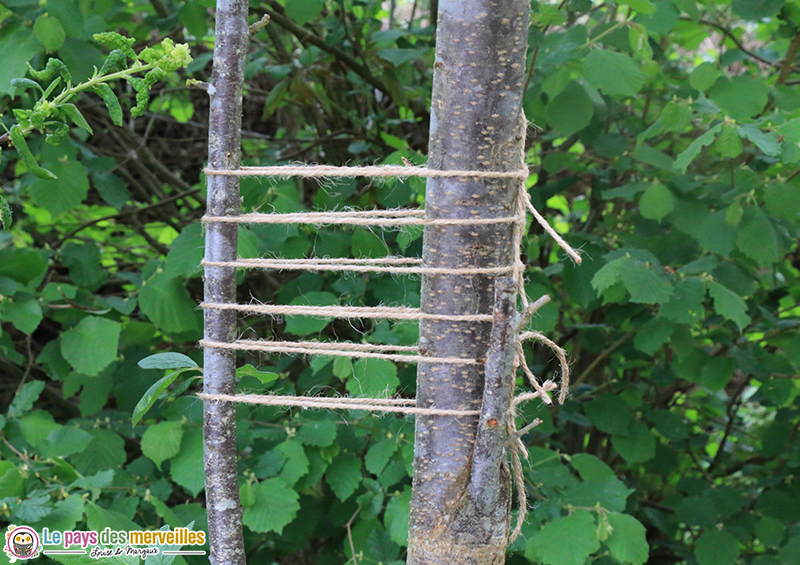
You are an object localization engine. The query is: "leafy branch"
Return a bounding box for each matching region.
[0,31,191,229]
[0,32,192,178]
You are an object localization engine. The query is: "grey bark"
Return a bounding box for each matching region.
[203,2,249,564]
[408,1,530,564]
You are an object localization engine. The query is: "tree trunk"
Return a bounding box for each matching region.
[408,1,530,564]
[203,2,249,564]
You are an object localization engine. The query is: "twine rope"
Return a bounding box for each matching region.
[198,392,482,416]
[202,210,519,227]
[203,164,530,179]
[200,146,579,543]
[200,302,496,322]
[200,339,481,365]
[202,258,514,275]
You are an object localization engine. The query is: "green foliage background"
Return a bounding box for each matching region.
[1,0,800,564]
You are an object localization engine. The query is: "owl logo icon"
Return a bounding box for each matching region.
[4,526,42,562]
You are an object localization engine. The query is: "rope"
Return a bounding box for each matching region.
[203,164,530,179]
[202,211,519,227]
[201,258,514,275]
[200,302,496,322]
[200,339,481,365]
[197,392,482,416]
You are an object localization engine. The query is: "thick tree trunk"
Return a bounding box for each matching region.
[203,2,249,564]
[408,1,530,564]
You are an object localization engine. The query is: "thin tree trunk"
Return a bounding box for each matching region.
[408,1,530,564]
[203,1,249,564]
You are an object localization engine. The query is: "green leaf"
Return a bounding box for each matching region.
[284,0,325,24]
[284,291,338,336]
[755,517,786,548]
[352,227,389,258]
[366,437,398,475]
[8,380,45,418]
[0,195,11,230]
[33,13,67,52]
[0,466,25,498]
[570,454,616,481]
[611,421,656,464]
[139,272,202,334]
[694,530,740,565]
[141,420,184,469]
[171,428,204,496]
[639,182,675,221]
[673,124,722,172]
[10,126,57,179]
[561,477,633,512]
[333,356,353,379]
[384,486,411,547]
[57,103,94,135]
[546,81,594,136]
[70,429,126,475]
[236,364,279,383]
[139,352,199,369]
[132,369,187,427]
[10,77,44,93]
[619,260,672,304]
[27,146,90,215]
[2,297,43,334]
[715,125,743,159]
[606,512,649,565]
[765,184,800,221]
[585,393,634,435]
[633,317,675,354]
[242,477,300,534]
[91,83,123,126]
[0,30,41,98]
[737,207,779,266]
[275,440,310,486]
[526,510,601,565]
[700,355,735,391]
[296,419,338,447]
[583,50,646,97]
[696,211,737,256]
[624,0,656,14]
[725,202,743,225]
[326,453,362,501]
[708,77,769,120]
[732,0,785,19]
[346,357,399,397]
[31,494,85,532]
[20,410,58,447]
[60,316,121,376]
[164,223,203,278]
[61,242,106,291]
[41,425,94,458]
[708,281,750,331]
[660,277,706,324]
[738,124,780,156]
[689,62,720,91]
